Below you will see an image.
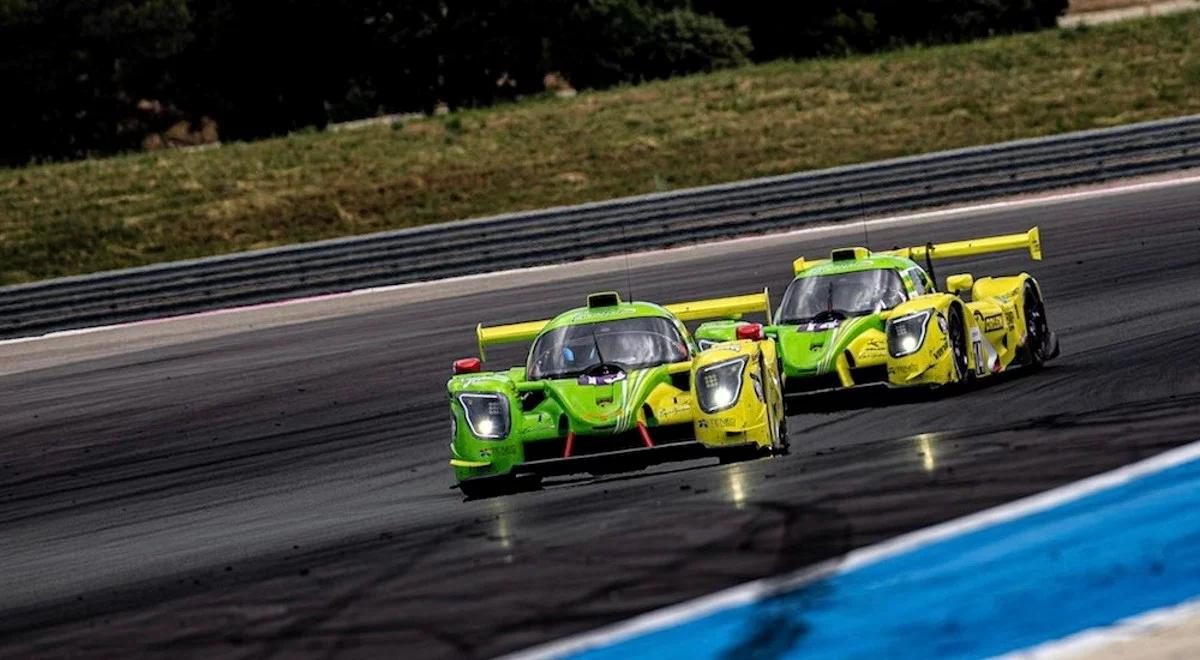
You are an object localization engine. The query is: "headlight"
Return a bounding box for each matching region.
[696,357,747,413]
[458,393,510,439]
[887,310,932,358]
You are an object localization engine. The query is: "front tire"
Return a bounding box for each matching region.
[948,306,970,383]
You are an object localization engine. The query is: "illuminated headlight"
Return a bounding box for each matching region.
[887,310,932,358]
[458,393,510,440]
[696,357,747,413]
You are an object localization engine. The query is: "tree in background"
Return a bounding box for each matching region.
[695,0,1068,59]
[549,0,750,89]
[0,0,1068,165]
[0,0,193,165]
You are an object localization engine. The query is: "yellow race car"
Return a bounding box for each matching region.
[695,227,1060,396]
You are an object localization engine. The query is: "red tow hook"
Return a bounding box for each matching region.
[563,431,576,458]
[637,421,655,448]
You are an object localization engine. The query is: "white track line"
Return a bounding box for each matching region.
[6,171,1200,349]
[1001,597,1200,659]
[508,439,1200,659]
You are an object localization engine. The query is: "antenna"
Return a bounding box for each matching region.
[860,192,871,250]
[619,221,634,301]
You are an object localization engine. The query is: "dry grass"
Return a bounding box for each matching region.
[3,12,1200,285]
[1070,0,1156,13]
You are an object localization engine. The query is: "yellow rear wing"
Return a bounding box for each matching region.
[477,319,546,363]
[880,226,1042,262]
[474,289,773,362]
[793,227,1041,275]
[664,289,773,325]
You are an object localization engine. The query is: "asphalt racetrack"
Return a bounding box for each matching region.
[2,176,1200,658]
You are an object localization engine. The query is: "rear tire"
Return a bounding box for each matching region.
[948,306,970,383]
[1023,282,1050,368]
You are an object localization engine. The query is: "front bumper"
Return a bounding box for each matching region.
[453,441,713,482]
[512,441,710,477]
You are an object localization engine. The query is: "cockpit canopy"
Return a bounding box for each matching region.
[527,316,689,380]
[777,268,908,324]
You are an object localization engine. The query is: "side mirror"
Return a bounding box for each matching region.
[946,273,975,294]
[453,357,482,374]
[736,323,764,341]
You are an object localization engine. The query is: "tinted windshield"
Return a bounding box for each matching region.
[778,269,907,323]
[527,317,688,380]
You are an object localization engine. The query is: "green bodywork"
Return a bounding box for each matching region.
[697,254,930,390]
[448,301,697,482]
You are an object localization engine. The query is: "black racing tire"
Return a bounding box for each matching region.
[1023,282,1051,368]
[948,306,970,383]
[776,414,791,455]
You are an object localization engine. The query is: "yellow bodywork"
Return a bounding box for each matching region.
[784,226,1049,390]
[885,275,1041,386]
[690,340,785,451]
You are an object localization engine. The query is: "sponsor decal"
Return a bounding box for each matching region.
[932,343,948,361]
[800,320,841,332]
[861,338,886,353]
[658,404,690,417]
[983,314,1004,333]
[578,371,627,386]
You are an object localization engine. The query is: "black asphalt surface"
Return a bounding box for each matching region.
[2,180,1200,658]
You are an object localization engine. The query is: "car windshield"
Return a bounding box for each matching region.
[777,269,907,323]
[527,316,688,380]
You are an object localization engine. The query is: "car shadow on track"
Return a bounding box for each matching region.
[790,364,1062,414]
[457,454,787,501]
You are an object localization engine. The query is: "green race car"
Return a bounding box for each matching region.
[447,291,787,498]
[695,228,1060,400]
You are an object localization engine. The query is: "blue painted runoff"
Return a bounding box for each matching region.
[573,456,1200,659]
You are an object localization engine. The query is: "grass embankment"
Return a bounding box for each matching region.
[2,13,1200,285]
[1070,0,1168,13]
